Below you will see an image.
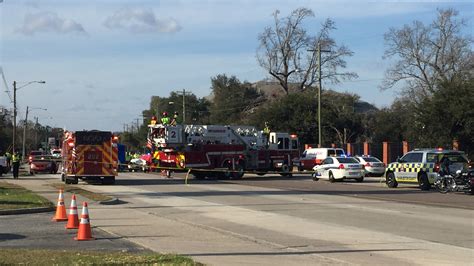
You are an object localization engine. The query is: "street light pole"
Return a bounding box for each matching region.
[317,42,322,147]
[12,80,46,153]
[22,106,47,159]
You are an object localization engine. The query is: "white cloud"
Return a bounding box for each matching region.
[17,11,86,35]
[104,7,181,34]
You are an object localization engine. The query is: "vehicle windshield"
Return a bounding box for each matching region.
[426,153,468,163]
[32,155,54,161]
[329,149,345,156]
[30,151,43,156]
[337,157,358,164]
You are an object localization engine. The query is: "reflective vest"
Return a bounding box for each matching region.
[12,154,20,163]
[161,117,170,125]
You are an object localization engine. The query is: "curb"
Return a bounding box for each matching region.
[0,206,55,216]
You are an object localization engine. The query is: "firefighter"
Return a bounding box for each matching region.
[150,115,158,126]
[263,122,271,146]
[170,111,180,126]
[161,112,170,125]
[12,151,20,179]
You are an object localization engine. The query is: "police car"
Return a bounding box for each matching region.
[354,155,385,177]
[312,156,364,182]
[385,149,468,190]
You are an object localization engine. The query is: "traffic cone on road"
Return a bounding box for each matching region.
[74,202,94,241]
[52,189,68,222]
[65,194,79,229]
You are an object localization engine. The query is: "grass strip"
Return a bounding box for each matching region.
[0,182,53,210]
[50,183,113,202]
[0,249,202,265]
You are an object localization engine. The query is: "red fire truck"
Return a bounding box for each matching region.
[61,130,118,184]
[145,123,300,179]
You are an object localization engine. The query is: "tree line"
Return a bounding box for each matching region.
[121,8,472,158]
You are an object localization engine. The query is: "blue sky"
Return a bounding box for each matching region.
[1,0,472,131]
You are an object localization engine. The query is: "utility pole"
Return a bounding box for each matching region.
[175,89,192,124]
[309,43,330,148]
[34,116,38,148]
[13,81,17,152]
[21,106,29,159]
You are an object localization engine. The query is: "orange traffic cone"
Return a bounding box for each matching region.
[75,202,94,241]
[52,189,68,222]
[65,194,79,229]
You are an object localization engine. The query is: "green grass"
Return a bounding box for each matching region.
[0,249,203,265]
[50,183,113,202]
[0,182,53,210]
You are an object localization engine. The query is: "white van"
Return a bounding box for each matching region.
[299,148,345,170]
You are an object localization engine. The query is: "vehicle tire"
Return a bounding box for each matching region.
[418,172,431,190]
[61,174,65,182]
[279,164,292,177]
[30,170,35,175]
[0,166,2,177]
[312,173,319,181]
[355,176,364,182]
[435,178,450,194]
[386,172,398,188]
[329,172,336,183]
[232,164,244,179]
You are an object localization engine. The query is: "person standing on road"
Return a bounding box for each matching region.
[12,151,20,179]
[5,151,12,170]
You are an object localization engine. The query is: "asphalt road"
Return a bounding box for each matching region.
[1,172,473,265]
[0,212,148,252]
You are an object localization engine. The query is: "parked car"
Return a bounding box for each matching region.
[29,155,58,174]
[312,156,364,182]
[28,150,44,164]
[50,149,62,158]
[354,155,386,177]
[128,158,147,172]
[299,148,345,171]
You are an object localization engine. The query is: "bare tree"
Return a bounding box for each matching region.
[382,8,473,103]
[257,8,357,95]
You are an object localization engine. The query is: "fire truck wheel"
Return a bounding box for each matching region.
[232,164,244,179]
[279,164,292,177]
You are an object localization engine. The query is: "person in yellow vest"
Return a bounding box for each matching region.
[12,151,20,179]
[161,112,170,125]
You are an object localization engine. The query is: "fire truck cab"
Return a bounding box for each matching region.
[146,123,300,179]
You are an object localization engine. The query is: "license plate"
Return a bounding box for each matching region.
[349,171,358,175]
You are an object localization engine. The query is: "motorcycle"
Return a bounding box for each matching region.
[434,169,474,194]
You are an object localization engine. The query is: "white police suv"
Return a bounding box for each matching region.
[385,149,468,190]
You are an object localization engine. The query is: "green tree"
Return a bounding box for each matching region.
[209,74,262,124]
